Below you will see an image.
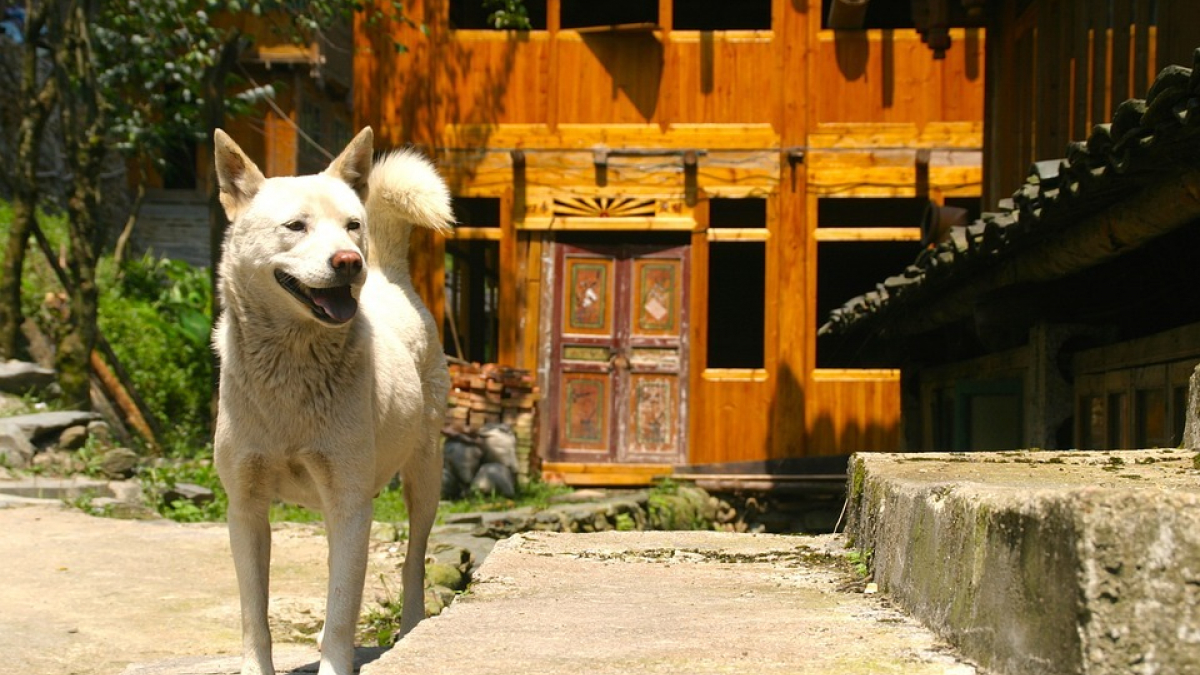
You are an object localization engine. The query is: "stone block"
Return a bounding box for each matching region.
[0,421,34,469]
[847,449,1200,675]
[0,360,56,394]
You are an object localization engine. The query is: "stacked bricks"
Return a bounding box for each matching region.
[447,362,540,484]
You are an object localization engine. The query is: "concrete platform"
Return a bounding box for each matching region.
[845,448,1200,675]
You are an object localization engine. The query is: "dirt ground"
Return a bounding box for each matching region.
[0,501,395,675]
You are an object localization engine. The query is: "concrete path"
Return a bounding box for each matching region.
[363,530,980,675]
[1,499,982,675]
[0,500,391,675]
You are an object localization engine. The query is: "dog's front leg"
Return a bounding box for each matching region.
[227,493,274,675]
[318,495,373,675]
[399,444,442,637]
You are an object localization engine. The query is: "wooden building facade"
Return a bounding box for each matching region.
[822,0,1200,454]
[353,0,987,483]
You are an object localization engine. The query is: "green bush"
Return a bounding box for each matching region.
[98,253,213,456]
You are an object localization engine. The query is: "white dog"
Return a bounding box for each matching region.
[211,127,451,675]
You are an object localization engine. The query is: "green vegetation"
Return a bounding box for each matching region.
[0,201,215,457]
[131,455,571,525]
[140,460,228,523]
[98,254,214,456]
[647,477,712,530]
[360,578,408,647]
[847,548,873,578]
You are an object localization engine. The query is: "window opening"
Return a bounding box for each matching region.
[297,100,326,175]
[706,241,765,369]
[561,0,657,31]
[1107,392,1129,449]
[820,0,914,29]
[818,196,928,228]
[444,240,499,363]
[1173,384,1188,447]
[1135,388,1168,448]
[955,379,1023,451]
[449,0,547,29]
[709,197,767,229]
[451,196,502,228]
[673,0,770,30]
[815,240,922,368]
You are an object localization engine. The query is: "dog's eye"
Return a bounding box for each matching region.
[284,220,306,232]
[347,219,361,231]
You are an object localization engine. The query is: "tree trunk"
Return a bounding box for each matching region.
[54,0,107,410]
[113,179,146,272]
[0,2,58,360]
[0,199,36,359]
[205,35,244,311]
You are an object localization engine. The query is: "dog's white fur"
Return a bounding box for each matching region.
[212,127,451,675]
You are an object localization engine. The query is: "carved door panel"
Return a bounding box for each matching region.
[551,244,689,464]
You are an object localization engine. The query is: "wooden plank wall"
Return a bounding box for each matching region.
[985,0,1200,208]
[355,0,986,466]
[805,371,902,455]
[813,28,984,126]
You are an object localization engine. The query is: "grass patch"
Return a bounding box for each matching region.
[847,548,873,578]
[132,456,572,525]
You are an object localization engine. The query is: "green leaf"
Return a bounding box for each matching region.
[178,308,212,346]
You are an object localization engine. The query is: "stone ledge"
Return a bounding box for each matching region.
[846,449,1200,675]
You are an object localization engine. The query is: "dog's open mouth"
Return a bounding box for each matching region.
[275,270,358,324]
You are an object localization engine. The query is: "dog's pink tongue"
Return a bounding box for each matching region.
[311,286,357,322]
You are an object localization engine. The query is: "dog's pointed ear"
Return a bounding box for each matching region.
[325,127,373,202]
[214,129,265,220]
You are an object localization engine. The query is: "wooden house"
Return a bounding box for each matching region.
[354,0,988,485]
[822,1,1200,453]
[138,16,356,267]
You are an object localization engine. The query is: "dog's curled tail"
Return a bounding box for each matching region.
[365,149,453,273]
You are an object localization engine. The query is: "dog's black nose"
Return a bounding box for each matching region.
[331,250,363,275]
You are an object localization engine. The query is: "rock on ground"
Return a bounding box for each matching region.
[0,361,56,394]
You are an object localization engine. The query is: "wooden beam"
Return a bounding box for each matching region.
[811,368,901,381]
[445,227,503,240]
[541,461,674,487]
[676,474,846,495]
[814,227,922,241]
[701,369,769,382]
[520,216,696,231]
[498,189,518,366]
[706,228,771,242]
[440,123,780,150]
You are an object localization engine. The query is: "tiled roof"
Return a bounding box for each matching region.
[821,50,1200,339]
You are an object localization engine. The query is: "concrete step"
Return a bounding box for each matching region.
[0,475,114,501]
[845,448,1200,675]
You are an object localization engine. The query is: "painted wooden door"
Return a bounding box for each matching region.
[551,244,689,464]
